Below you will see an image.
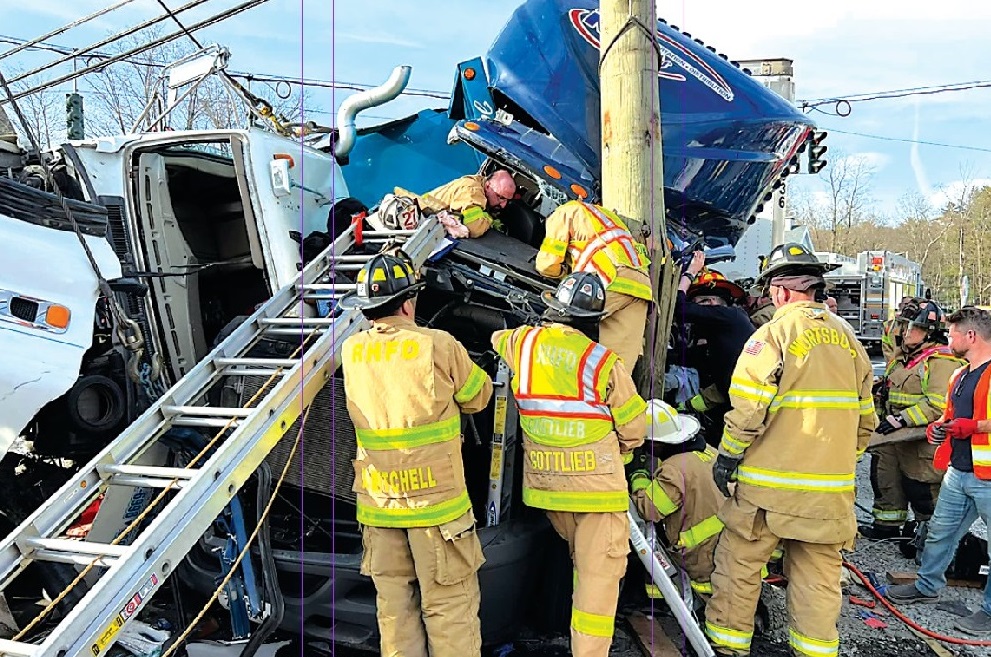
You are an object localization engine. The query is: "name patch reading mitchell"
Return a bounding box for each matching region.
[787,327,858,359]
[364,466,439,495]
[349,339,420,363]
[529,449,598,473]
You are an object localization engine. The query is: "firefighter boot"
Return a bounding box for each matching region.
[857,523,901,540]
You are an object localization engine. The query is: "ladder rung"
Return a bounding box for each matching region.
[299,284,357,292]
[170,417,242,428]
[106,475,190,490]
[97,464,198,480]
[333,255,375,262]
[22,538,130,558]
[0,638,38,657]
[259,317,338,325]
[263,328,322,336]
[215,357,300,368]
[32,549,121,568]
[221,368,290,377]
[325,264,362,271]
[162,405,254,418]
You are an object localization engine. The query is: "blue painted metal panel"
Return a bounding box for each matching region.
[343,109,485,207]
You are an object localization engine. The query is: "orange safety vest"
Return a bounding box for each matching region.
[933,363,991,479]
[567,203,652,301]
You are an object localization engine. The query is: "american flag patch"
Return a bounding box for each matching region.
[743,339,765,356]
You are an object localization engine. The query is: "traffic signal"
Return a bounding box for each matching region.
[66,93,84,140]
[807,130,827,174]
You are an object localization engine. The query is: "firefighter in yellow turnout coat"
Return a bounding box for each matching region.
[704,244,877,657]
[492,272,647,657]
[340,253,494,657]
[630,400,723,598]
[395,170,517,238]
[535,200,653,367]
[862,301,965,541]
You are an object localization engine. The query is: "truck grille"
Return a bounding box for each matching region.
[237,375,357,502]
[9,296,38,322]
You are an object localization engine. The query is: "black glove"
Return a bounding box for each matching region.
[876,414,904,435]
[713,453,742,498]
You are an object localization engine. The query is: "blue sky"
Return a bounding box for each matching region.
[4,0,991,218]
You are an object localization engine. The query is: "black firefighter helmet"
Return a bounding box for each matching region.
[756,242,840,286]
[905,300,945,335]
[339,252,424,311]
[541,271,608,319]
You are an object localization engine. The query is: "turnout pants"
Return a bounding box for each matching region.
[547,510,630,657]
[360,515,485,657]
[600,291,648,369]
[870,441,942,527]
[705,503,844,657]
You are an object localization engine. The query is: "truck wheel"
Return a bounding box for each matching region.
[66,375,126,433]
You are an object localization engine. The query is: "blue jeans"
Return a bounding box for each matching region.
[915,467,991,614]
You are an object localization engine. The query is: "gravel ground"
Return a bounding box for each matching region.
[629,454,991,657]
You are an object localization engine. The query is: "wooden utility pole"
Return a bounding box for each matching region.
[599,0,676,394]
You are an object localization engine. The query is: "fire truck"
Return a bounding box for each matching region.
[817,250,926,352]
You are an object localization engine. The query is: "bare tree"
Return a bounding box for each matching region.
[82,27,311,136]
[821,153,876,253]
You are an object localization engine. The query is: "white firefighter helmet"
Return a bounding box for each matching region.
[645,399,701,444]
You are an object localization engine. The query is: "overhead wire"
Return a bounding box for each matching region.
[6,0,217,86]
[819,126,991,155]
[800,79,991,110]
[1,0,272,105]
[0,0,141,62]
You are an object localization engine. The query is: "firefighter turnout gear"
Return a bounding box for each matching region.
[343,315,494,657]
[535,200,652,366]
[867,344,964,530]
[749,299,776,329]
[631,444,724,597]
[705,301,876,657]
[396,174,497,238]
[492,323,647,657]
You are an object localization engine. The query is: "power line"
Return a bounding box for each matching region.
[800,80,991,112]
[0,0,140,63]
[0,34,453,101]
[822,126,991,154]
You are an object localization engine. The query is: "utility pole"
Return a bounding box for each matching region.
[599,0,675,394]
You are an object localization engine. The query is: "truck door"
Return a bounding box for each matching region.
[235,129,348,291]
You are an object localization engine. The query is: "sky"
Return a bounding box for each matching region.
[3,0,991,219]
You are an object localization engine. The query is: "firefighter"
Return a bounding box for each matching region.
[745,281,777,328]
[534,199,652,368]
[704,243,876,657]
[881,296,922,362]
[340,253,494,657]
[630,399,722,600]
[674,253,755,445]
[492,271,647,657]
[860,301,965,541]
[394,169,517,238]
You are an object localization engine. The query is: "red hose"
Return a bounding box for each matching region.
[843,561,991,646]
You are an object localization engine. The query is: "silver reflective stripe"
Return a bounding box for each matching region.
[518,328,541,394]
[581,343,610,400]
[737,466,855,492]
[516,397,611,417]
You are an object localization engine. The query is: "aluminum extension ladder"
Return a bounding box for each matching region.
[0,217,446,657]
[628,499,716,657]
